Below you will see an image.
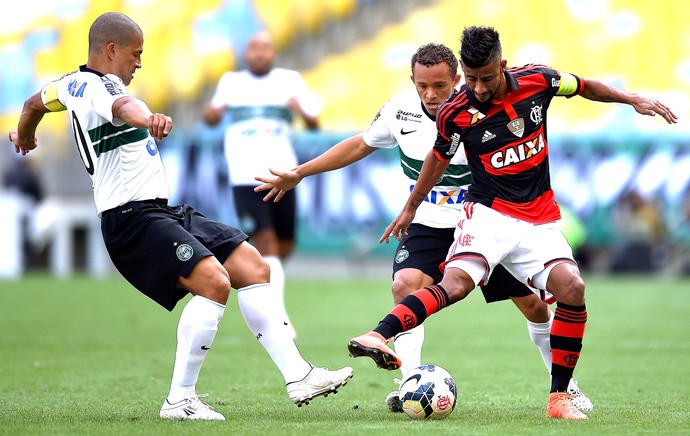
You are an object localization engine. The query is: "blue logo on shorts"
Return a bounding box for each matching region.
[146,139,158,156]
[176,243,193,261]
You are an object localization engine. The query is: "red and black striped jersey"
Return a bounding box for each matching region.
[434,64,583,224]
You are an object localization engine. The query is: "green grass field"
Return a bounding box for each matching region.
[1,273,689,435]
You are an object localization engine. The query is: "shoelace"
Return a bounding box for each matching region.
[186,393,215,410]
[552,394,580,412]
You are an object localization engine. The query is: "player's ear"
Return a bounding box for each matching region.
[106,42,117,60]
[500,59,507,72]
[410,74,415,84]
[453,74,461,87]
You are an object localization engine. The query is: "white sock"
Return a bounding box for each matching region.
[264,256,291,326]
[236,283,311,383]
[167,295,225,403]
[526,308,554,373]
[394,324,425,378]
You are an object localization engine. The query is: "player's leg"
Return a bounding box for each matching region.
[349,204,494,370]
[385,225,454,411]
[273,189,297,338]
[223,241,352,406]
[348,264,478,370]
[386,268,431,411]
[390,225,453,375]
[482,262,592,411]
[162,256,230,420]
[233,186,295,338]
[101,201,229,420]
[522,222,588,420]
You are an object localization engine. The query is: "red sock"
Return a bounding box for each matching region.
[550,303,587,392]
[373,285,448,339]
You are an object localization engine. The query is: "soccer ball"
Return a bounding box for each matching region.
[398,364,457,420]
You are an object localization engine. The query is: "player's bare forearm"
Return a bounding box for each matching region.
[297,134,376,178]
[406,152,449,211]
[254,134,376,202]
[114,97,172,140]
[380,151,449,243]
[580,78,678,124]
[10,92,49,154]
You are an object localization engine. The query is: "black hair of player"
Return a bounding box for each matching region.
[459,26,502,68]
[411,43,459,76]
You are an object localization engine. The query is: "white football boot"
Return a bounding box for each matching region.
[160,394,225,420]
[286,365,353,406]
[567,379,594,411]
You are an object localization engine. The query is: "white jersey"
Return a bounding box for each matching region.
[362,90,470,228]
[43,66,169,214]
[209,68,320,186]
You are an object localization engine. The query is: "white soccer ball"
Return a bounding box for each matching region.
[398,364,457,420]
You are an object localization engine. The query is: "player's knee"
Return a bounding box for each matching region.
[556,272,586,306]
[516,296,551,323]
[187,260,231,305]
[391,279,414,304]
[254,257,271,282]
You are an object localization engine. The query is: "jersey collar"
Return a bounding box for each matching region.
[420,99,436,121]
[466,69,521,109]
[80,64,105,76]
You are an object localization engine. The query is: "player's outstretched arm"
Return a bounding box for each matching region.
[579,78,678,124]
[379,150,450,244]
[9,91,50,155]
[254,134,377,202]
[113,96,172,141]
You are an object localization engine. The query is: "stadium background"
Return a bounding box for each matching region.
[1,0,689,278]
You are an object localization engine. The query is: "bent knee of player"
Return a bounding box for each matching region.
[546,263,585,306]
[512,295,551,323]
[223,242,271,288]
[392,270,434,303]
[181,257,231,304]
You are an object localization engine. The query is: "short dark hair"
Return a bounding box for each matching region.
[88,12,142,55]
[459,26,502,68]
[410,43,458,76]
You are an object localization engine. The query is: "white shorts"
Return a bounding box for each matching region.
[443,202,575,297]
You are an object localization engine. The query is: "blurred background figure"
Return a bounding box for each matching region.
[611,189,668,272]
[203,30,322,338]
[0,148,43,276]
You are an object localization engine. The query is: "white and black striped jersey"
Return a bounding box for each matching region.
[208,68,321,186]
[362,90,471,228]
[41,65,169,214]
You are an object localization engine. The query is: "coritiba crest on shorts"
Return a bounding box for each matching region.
[176,243,194,261]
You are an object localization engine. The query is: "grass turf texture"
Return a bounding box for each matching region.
[1,273,689,435]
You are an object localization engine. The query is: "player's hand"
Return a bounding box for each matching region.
[632,96,678,124]
[254,168,301,202]
[379,209,415,244]
[147,114,172,141]
[8,130,35,156]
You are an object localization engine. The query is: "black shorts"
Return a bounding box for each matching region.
[481,263,534,303]
[392,223,533,303]
[100,200,248,311]
[392,224,454,283]
[233,186,296,241]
